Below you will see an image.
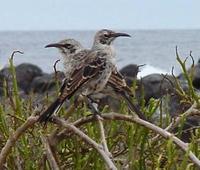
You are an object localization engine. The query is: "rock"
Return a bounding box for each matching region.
[120,64,139,79]
[136,73,174,104]
[174,116,200,142]
[0,67,23,96]
[30,72,64,93]
[0,67,12,87]
[0,63,43,94]
[15,63,43,93]
[156,86,199,143]
[192,59,200,89]
[177,59,200,90]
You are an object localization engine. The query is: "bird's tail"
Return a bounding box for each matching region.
[38,98,64,123]
[120,92,147,120]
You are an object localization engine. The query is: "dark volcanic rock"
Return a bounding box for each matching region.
[15,63,43,93]
[30,72,64,93]
[136,73,174,104]
[0,63,66,95]
[0,63,43,94]
[120,64,139,79]
[177,59,200,90]
[192,59,200,89]
[174,116,200,143]
[160,92,199,143]
[120,64,140,87]
[171,89,200,143]
[0,67,12,87]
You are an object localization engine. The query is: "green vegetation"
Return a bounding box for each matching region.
[0,50,200,170]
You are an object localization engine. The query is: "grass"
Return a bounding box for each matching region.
[0,50,200,169]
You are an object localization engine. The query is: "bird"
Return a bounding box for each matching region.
[43,30,146,120]
[45,39,86,79]
[38,29,132,123]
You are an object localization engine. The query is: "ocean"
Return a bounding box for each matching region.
[0,30,200,77]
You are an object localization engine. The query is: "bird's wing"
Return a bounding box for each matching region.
[108,68,147,120]
[108,68,133,96]
[73,49,90,61]
[59,50,107,100]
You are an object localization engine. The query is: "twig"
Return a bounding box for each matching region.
[53,59,60,79]
[0,116,38,169]
[165,102,199,132]
[171,66,187,99]
[52,116,117,170]
[151,102,199,142]
[53,59,60,73]
[176,47,199,104]
[96,115,112,158]
[189,51,195,68]
[41,136,59,170]
[104,113,200,168]
[52,112,200,168]
[10,50,24,60]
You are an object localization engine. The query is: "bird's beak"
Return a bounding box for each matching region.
[111,32,131,38]
[45,43,64,48]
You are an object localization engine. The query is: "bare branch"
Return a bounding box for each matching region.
[151,102,199,143]
[41,136,59,170]
[165,102,199,132]
[0,116,38,169]
[102,113,200,168]
[52,116,117,170]
[53,59,60,74]
[189,51,195,68]
[10,50,24,60]
[52,112,200,168]
[96,115,112,158]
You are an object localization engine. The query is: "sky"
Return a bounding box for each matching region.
[0,0,200,30]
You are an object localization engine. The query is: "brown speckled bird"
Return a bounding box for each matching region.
[38,29,133,123]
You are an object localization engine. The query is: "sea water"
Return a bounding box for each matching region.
[0,30,200,77]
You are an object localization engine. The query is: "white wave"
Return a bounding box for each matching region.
[138,65,169,78]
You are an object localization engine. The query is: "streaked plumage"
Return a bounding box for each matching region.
[38,29,131,123]
[41,34,146,120]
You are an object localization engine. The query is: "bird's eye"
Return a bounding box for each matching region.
[64,43,72,48]
[104,34,109,38]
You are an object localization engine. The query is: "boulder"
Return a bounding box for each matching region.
[136,74,174,104]
[177,59,200,90]
[0,63,43,94]
[120,64,139,79]
[15,63,43,93]
[30,72,64,93]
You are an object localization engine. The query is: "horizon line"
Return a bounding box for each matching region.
[0,28,200,32]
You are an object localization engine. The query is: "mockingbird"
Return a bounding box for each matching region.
[45,39,87,79]
[38,29,131,123]
[43,31,146,120]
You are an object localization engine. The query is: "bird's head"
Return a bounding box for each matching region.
[94,29,131,46]
[45,39,83,56]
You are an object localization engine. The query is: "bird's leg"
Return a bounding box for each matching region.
[73,94,85,109]
[86,96,101,116]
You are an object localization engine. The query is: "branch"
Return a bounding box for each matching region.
[52,113,200,168]
[41,136,59,170]
[0,116,38,169]
[151,102,199,142]
[52,116,117,170]
[165,102,199,132]
[176,47,199,104]
[53,59,61,80]
[10,50,24,60]
[96,115,112,158]
[104,113,200,168]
